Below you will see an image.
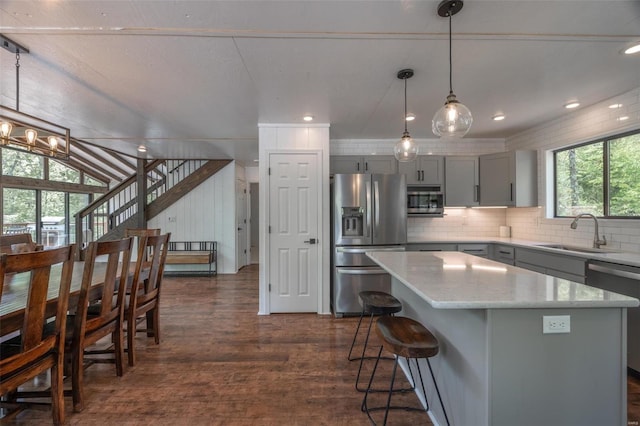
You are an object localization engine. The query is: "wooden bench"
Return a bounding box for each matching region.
[0,233,44,254]
[164,241,217,276]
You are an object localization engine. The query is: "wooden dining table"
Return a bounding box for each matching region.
[0,261,140,336]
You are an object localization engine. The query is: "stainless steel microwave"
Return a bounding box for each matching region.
[407,186,444,217]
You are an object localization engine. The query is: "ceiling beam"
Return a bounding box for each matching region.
[70,139,132,177]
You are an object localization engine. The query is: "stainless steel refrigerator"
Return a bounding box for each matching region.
[331,174,407,317]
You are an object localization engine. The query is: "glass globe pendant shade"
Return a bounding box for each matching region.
[394,131,418,162]
[432,92,473,138]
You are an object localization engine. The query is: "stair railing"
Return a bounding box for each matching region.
[74,159,209,251]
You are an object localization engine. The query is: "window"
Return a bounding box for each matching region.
[555,130,640,217]
[50,159,80,183]
[2,188,36,238]
[1,149,43,178]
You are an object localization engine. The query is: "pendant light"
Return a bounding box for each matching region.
[432,0,473,139]
[0,35,70,159]
[394,69,418,162]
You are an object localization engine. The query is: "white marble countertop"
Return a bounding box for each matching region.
[406,237,640,268]
[367,251,640,309]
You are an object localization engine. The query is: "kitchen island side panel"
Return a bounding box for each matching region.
[392,278,490,426]
[488,308,626,426]
[392,279,627,426]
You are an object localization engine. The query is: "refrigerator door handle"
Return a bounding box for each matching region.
[365,180,371,237]
[374,180,380,236]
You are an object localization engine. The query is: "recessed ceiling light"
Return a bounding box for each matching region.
[609,103,623,109]
[303,115,313,122]
[617,116,629,121]
[492,114,505,121]
[564,102,580,109]
[405,113,416,122]
[137,145,147,152]
[624,42,640,55]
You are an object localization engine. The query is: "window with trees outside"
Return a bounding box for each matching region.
[555,130,640,218]
[1,147,109,247]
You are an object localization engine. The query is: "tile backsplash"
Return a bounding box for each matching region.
[408,208,507,241]
[507,208,640,253]
[408,207,640,254]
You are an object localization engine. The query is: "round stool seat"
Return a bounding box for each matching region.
[359,291,402,315]
[375,316,439,359]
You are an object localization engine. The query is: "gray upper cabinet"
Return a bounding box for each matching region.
[445,156,479,206]
[479,151,538,207]
[398,156,444,186]
[330,155,397,174]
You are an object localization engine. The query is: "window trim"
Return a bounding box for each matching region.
[554,128,640,219]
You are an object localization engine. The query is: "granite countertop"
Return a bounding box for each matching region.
[366,251,640,310]
[406,237,640,268]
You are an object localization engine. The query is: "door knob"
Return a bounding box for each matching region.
[303,238,317,245]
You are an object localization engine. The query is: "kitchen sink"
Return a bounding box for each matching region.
[537,244,620,254]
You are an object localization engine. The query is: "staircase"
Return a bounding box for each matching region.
[74,159,231,254]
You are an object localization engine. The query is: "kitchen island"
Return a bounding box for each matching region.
[366,251,639,426]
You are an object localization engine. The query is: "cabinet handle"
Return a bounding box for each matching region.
[474,185,479,202]
[365,162,368,171]
[421,170,424,181]
[357,162,360,171]
[416,171,420,181]
[510,183,513,201]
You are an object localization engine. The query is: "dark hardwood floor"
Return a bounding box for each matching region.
[3,264,640,425]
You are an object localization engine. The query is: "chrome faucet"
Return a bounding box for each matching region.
[569,213,607,248]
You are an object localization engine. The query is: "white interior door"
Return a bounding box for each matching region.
[236,179,247,270]
[268,153,319,313]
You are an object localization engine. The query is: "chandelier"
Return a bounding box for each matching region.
[0,35,70,160]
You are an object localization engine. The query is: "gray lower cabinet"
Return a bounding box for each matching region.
[490,244,515,265]
[405,243,458,252]
[458,244,489,258]
[444,156,479,206]
[330,155,398,174]
[514,247,587,283]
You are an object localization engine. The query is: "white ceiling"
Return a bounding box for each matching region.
[1,0,639,166]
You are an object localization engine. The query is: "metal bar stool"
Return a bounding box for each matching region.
[362,316,450,426]
[348,291,402,392]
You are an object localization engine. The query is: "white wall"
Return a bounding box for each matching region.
[258,124,331,315]
[331,138,505,156]
[148,161,237,273]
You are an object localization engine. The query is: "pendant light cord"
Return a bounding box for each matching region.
[15,50,20,111]
[448,10,453,95]
[403,76,408,133]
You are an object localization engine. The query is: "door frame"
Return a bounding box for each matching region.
[260,150,324,315]
[235,178,248,271]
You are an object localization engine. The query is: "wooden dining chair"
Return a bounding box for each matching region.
[126,232,170,366]
[0,233,43,254]
[125,228,161,264]
[66,237,133,412]
[0,245,76,426]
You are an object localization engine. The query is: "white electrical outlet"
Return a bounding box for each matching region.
[543,315,571,334]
